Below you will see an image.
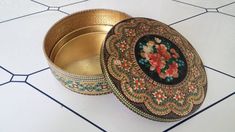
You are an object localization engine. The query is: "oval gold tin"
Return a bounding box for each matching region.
[44,9,131,95]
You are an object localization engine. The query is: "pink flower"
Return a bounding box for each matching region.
[143,45,153,53]
[188,83,197,93]
[170,48,179,59]
[192,67,200,77]
[125,28,136,36]
[116,41,128,52]
[114,59,121,65]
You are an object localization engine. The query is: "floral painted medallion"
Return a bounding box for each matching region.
[135,35,187,85]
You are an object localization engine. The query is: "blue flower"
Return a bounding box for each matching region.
[178,60,185,67]
[165,42,171,49]
[138,42,144,49]
[66,80,73,84]
[166,77,173,82]
[139,59,146,65]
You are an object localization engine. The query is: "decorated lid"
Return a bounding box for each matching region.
[101,17,207,121]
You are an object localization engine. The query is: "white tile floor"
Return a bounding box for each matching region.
[0,0,235,132]
[61,0,205,25]
[0,0,46,22]
[0,83,98,132]
[175,0,235,8]
[0,11,65,73]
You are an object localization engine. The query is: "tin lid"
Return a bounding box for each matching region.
[101,17,207,121]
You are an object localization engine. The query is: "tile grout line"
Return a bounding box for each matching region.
[172,0,235,19]
[163,91,235,132]
[57,10,70,15]
[60,0,89,8]
[10,81,27,83]
[0,10,48,24]
[25,82,107,132]
[0,81,11,86]
[219,12,235,18]
[169,12,207,26]
[172,0,206,9]
[28,67,50,76]
[0,66,13,75]
[31,0,89,8]
[13,74,28,76]
[204,65,235,79]
[9,75,14,82]
[216,1,235,9]
[0,66,13,86]
[30,0,49,7]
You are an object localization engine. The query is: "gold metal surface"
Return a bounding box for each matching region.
[43,9,131,95]
[52,25,112,75]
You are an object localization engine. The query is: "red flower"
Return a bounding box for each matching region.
[163,52,171,60]
[141,41,182,80]
[156,44,167,54]
[133,78,145,90]
[148,53,166,74]
[153,89,167,104]
[173,90,185,104]
[156,44,171,60]
[121,59,131,71]
[116,59,131,72]
[166,62,179,78]
[165,87,174,97]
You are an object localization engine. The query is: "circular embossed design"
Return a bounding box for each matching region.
[101,17,207,121]
[135,35,187,85]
